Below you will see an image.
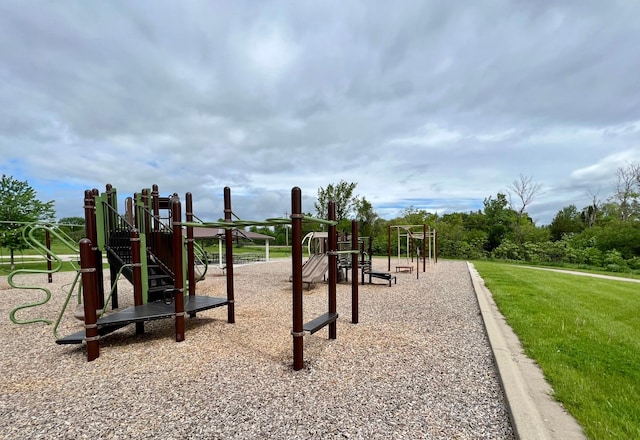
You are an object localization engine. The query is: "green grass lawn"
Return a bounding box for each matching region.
[473,261,640,439]
[1,242,76,257]
[204,244,292,258]
[0,243,289,276]
[0,261,81,276]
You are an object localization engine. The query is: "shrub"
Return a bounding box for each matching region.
[626,256,640,270]
[603,250,627,270]
[492,240,521,261]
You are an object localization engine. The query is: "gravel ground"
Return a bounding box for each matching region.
[0,259,514,439]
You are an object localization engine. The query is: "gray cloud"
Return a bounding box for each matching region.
[1,1,639,225]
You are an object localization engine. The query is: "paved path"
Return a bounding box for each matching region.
[516,265,640,283]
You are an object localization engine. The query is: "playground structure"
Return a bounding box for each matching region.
[387,224,438,279]
[294,230,397,289]
[7,184,359,370]
[54,184,232,352]
[355,236,397,287]
[292,232,331,289]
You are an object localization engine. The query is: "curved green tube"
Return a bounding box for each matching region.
[193,241,209,281]
[8,223,79,326]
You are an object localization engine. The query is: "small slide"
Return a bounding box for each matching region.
[290,253,329,288]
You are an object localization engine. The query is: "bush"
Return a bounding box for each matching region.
[603,250,627,270]
[524,242,552,263]
[491,240,521,261]
[626,256,640,270]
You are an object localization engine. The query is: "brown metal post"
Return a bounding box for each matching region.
[105,184,114,232]
[172,197,185,342]
[223,187,235,324]
[152,184,160,232]
[351,220,359,324]
[387,224,391,271]
[79,238,99,361]
[328,201,337,340]
[125,197,134,226]
[291,187,304,370]
[46,229,52,283]
[86,189,97,254]
[84,190,104,309]
[133,192,140,230]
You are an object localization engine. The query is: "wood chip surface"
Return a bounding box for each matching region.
[0,259,514,439]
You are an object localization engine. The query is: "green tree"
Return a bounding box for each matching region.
[271,223,291,246]
[58,216,86,243]
[0,175,55,269]
[354,196,378,237]
[549,205,584,241]
[315,180,359,225]
[437,212,487,259]
[483,193,516,252]
[585,221,640,259]
[462,210,486,232]
[437,213,468,259]
[400,206,436,226]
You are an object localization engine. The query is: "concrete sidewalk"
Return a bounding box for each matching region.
[515,265,640,283]
[467,262,586,440]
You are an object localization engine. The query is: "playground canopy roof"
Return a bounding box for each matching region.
[189,227,274,241]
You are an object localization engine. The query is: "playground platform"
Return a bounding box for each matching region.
[56,296,229,344]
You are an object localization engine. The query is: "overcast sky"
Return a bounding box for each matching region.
[1,1,639,226]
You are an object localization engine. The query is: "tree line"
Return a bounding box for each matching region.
[266,167,640,273]
[4,164,640,273]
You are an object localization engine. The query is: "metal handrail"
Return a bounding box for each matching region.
[102,200,134,229]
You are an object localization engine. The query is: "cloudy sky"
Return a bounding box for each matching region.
[1,1,639,226]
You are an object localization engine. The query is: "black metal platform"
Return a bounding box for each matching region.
[56,323,130,345]
[303,312,338,334]
[56,296,229,345]
[365,270,397,286]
